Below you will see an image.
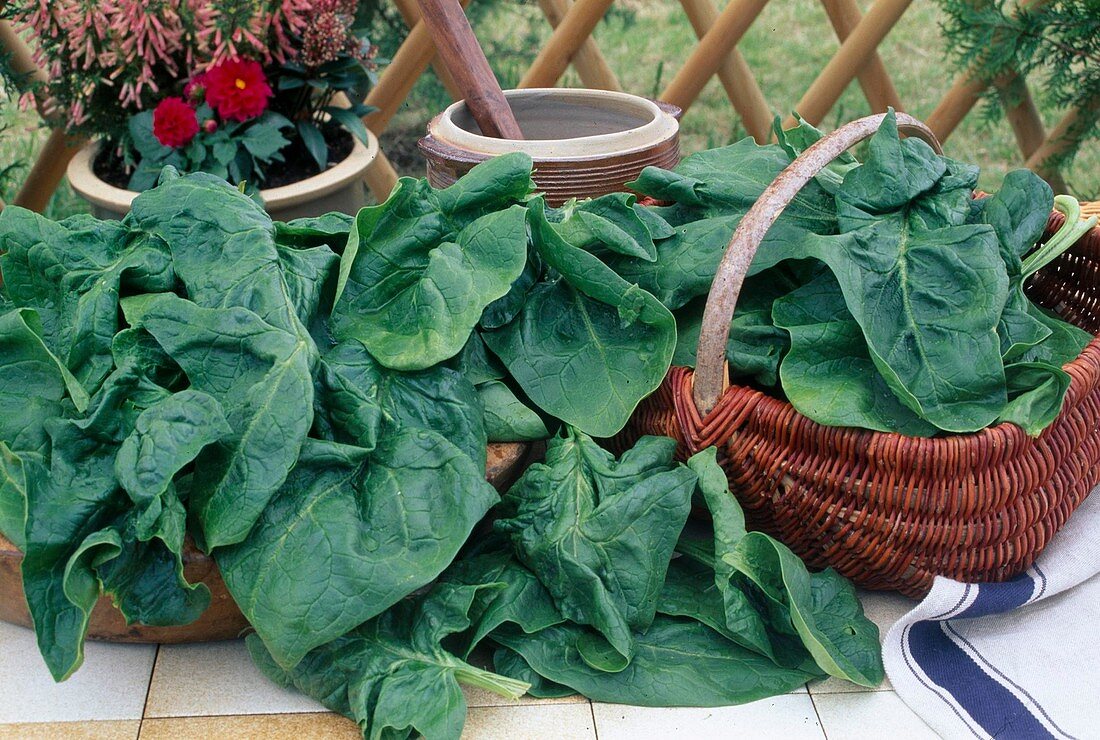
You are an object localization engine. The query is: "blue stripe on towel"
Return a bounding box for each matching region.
[908,618,1055,739]
[956,572,1037,619]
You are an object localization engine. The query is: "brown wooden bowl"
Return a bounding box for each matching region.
[0,441,534,643]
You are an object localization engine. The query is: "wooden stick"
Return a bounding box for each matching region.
[786,0,912,127]
[13,128,85,213]
[362,0,473,135]
[661,0,770,115]
[392,0,465,101]
[416,0,523,139]
[926,73,987,142]
[519,0,615,89]
[364,150,402,202]
[678,0,771,142]
[819,0,902,113]
[1026,103,1100,193]
[538,0,621,91]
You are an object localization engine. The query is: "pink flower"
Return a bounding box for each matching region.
[203,58,271,121]
[153,96,199,147]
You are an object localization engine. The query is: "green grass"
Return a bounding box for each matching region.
[3,0,1097,219]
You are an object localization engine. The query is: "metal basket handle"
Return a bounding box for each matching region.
[692,112,943,414]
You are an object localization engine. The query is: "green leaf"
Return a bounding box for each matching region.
[296,120,328,171]
[483,199,675,437]
[0,308,90,453]
[553,193,672,261]
[478,380,550,442]
[0,207,173,392]
[219,431,499,669]
[331,190,529,370]
[0,444,43,551]
[20,367,145,680]
[628,136,837,234]
[323,106,371,146]
[494,429,696,667]
[771,272,937,436]
[241,114,292,162]
[114,390,231,540]
[996,361,1072,436]
[127,295,314,549]
[314,340,487,468]
[724,534,884,687]
[493,617,816,706]
[246,576,527,740]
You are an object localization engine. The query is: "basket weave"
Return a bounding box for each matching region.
[619,114,1100,597]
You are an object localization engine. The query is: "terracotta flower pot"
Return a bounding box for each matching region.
[67,131,379,221]
[0,442,533,644]
[419,88,681,206]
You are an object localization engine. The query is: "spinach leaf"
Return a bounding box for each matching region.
[0,308,89,453]
[20,366,146,680]
[219,430,499,669]
[483,200,675,437]
[492,617,816,707]
[0,444,43,551]
[247,580,529,740]
[274,213,353,251]
[330,155,533,370]
[494,429,695,668]
[553,192,673,261]
[0,208,174,393]
[604,214,741,311]
[124,294,314,549]
[628,137,838,234]
[678,448,884,686]
[772,272,937,436]
[478,381,551,442]
[129,171,301,335]
[314,340,486,467]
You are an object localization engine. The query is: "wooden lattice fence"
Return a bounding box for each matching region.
[1,0,1094,212]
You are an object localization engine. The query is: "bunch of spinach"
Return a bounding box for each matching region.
[583,111,1095,437]
[0,150,886,740]
[252,431,884,739]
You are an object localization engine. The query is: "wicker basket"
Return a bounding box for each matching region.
[619,113,1100,598]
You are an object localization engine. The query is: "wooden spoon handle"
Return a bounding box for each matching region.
[417,0,524,140]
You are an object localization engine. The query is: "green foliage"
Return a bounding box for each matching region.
[0,154,894,738]
[127,108,294,191]
[620,112,1091,437]
[938,0,1100,169]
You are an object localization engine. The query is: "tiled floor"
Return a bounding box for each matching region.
[0,592,939,739]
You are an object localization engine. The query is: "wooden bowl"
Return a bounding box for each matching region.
[0,441,533,643]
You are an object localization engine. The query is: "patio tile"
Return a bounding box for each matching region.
[592,694,825,740]
[0,720,140,739]
[463,703,596,739]
[811,691,937,739]
[809,590,916,695]
[144,639,326,718]
[139,712,358,739]
[0,621,157,723]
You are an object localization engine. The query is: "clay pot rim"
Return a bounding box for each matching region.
[67,130,378,214]
[431,88,679,161]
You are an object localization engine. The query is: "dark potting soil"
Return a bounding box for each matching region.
[93,122,355,190]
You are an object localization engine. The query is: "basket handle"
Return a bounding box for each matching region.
[692,112,943,414]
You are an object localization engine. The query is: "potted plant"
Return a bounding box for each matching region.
[3,0,382,220]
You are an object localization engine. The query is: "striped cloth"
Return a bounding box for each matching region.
[884,486,1100,740]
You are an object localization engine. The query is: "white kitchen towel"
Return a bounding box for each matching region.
[884,485,1100,739]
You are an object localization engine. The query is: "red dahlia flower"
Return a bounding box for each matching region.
[152,97,199,148]
[204,58,272,122]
